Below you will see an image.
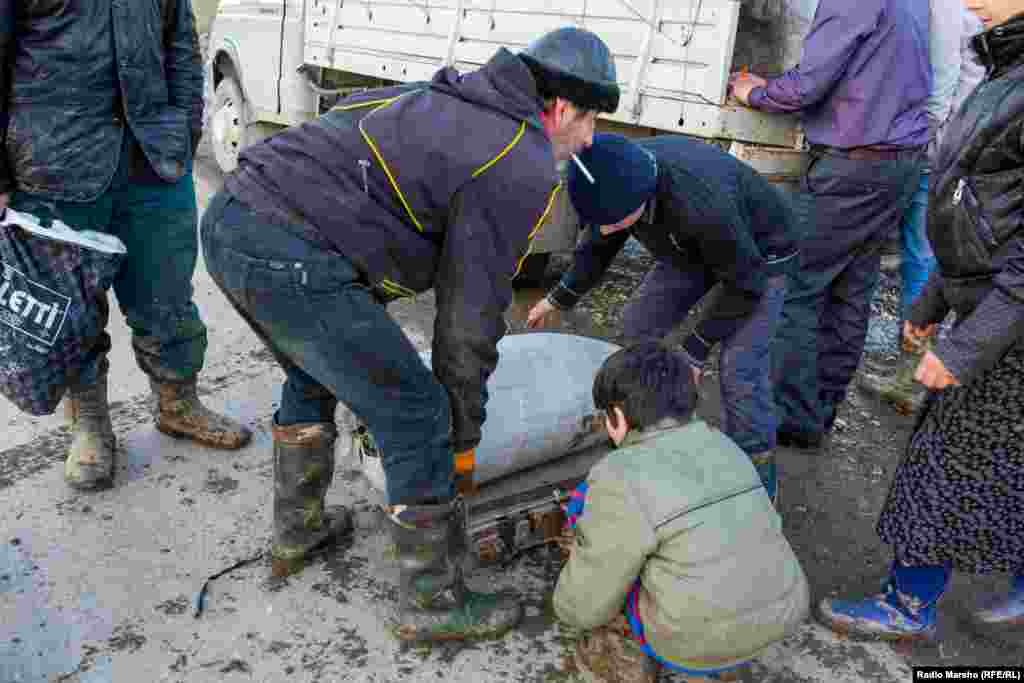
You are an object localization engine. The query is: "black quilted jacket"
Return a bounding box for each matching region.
[910,14,1024,383]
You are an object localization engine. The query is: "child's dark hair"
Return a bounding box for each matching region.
[592,341,697,431]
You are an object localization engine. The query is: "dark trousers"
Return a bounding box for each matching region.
[10,134,206,384]
[622,260,787,456]
[200,191,453,504]
[772,151,921,436]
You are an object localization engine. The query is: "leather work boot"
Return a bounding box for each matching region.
[572,615,658,683]
[387,500,522,642]
[150,378,252,449]
[271,420,354,577]
[969,574,1024,634]
[64,368,117,491]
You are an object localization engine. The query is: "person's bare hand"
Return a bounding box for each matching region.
[915,350,960,390]
[728,72,767,106]
[0,193,9,211]
[690,364,702,386]
[526,297,558,329]
[556,526,577,561]
[902,320,936,352]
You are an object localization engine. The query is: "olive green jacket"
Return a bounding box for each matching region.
[553,419,809,669]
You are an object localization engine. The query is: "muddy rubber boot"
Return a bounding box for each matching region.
[858,339,929,415]
[64,370,117,491]
[572,616,658,683]
[270,420,354,577]
[150,378,252,450]
[387,500,522,642]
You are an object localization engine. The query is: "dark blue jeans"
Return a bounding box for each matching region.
[10,135,205,384]
[622,260,787,456]
[899,171,935,318]
[200,191,453,504]
[773,151,921,436]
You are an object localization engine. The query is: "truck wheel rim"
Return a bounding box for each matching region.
[213,96,242,165]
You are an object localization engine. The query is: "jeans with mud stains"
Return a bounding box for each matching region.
[772,150,922,437]
[8,133,206,385]
[621,262,787,456]
[200,191,454,505]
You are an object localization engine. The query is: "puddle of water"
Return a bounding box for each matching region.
[1,537,113,683]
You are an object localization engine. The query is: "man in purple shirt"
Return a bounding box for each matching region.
[730,0,930,448]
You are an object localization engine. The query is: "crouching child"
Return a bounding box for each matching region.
[554,342,809,682]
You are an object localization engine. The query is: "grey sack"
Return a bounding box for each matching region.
[0,209,126,416]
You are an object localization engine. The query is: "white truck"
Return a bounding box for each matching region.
[203,0,818,562]
[205,0,816,246]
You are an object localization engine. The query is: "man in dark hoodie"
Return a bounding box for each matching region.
[200,27,619,642]
[528,133,799,506]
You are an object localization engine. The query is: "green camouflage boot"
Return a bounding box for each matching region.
[387,500,522,642]
[64,365,117,491]
[271,420,354,577]
[150,378,252,449]
[858,338,929,415]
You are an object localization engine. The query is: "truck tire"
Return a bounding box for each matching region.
[210,75,281,173]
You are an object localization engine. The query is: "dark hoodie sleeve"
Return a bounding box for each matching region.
[680,194,766,365]
[433,171,560,453]
[547,224,630,310]
[165,0,204,156]
[0,0,15,195]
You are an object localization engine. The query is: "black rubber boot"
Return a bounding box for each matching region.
[271,419,353,577]
[387,499,522,641]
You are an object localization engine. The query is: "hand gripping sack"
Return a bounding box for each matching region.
[0,208,126,415]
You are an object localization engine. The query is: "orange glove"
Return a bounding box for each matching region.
[454,449,477,495]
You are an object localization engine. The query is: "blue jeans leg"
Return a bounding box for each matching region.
[112,161,207,382]
[773,153,921,435]
[719,275,787,455]
[899,172,935,319]
[201,192,454,504]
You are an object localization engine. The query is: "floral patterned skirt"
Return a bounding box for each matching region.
[877,343,1024,575]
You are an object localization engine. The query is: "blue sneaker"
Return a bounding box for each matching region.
[817,580,938,641]
[971,574,1024,631]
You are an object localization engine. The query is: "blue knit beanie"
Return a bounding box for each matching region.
[568,133,658,226]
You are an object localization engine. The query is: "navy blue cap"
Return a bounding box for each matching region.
[568,133,657,226]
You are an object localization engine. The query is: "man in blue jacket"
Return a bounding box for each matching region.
[201,27,620,641]
[0,1,252,491]
[528,133,799,503]
[732,0,930,448]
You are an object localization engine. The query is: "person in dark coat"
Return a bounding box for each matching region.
[731,0,930,449]
[527,133,799,504]
[0,0,252,493]
[200,27,620,642]
[818,0,1024,640]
